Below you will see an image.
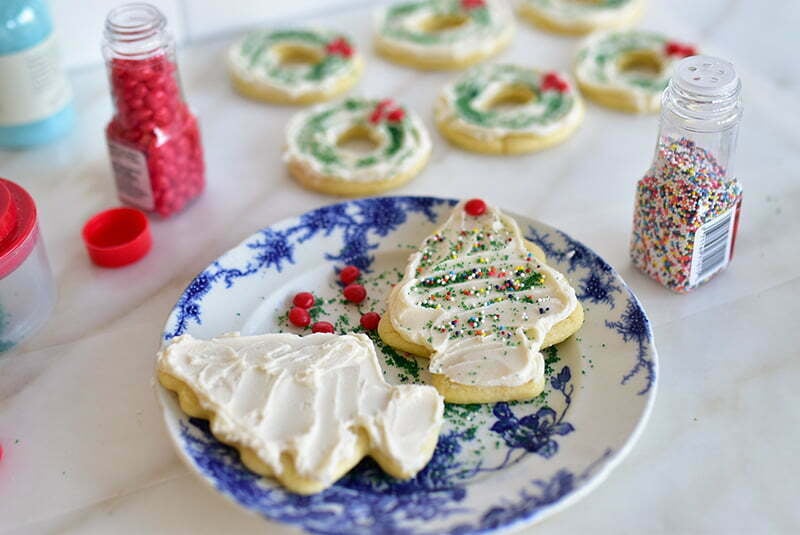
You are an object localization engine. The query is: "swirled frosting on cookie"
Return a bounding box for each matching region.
[158,333,444,487]
[284,98,431,183]
[435,64,583,138]
[375,0,514,61]
[388,201,578,387]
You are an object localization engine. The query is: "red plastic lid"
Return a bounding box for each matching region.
[82,207,152,268]
[0,178,39,279]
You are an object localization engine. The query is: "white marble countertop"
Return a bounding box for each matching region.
[1,1,799,534]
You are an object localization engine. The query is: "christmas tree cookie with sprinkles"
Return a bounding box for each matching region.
[574,30,698,113]
[285,98,431,196]
[519,0,644,36]
[374,0,514,71]
[435,64,584,155]
[228,29,363,105]
[379,199,584,404]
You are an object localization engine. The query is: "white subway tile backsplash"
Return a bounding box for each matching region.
[50,0,393,70]
[180,0,356,41]
[50,0,185,70]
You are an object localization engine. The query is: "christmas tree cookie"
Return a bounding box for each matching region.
[158,332,444,494]
[379,199,584,403]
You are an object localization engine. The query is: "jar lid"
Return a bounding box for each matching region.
[674,55,739,97]
[82,207,152,268]
[0,178,39,279]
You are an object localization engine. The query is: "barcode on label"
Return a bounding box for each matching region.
[689,208,735,287]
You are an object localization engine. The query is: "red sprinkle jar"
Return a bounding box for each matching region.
[102,3,205,217]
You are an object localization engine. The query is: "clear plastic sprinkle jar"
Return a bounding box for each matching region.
[0,178,56,352]
[630,55,743,293]
[102,3,205,218]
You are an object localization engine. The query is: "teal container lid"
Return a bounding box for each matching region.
[0,0,53,55]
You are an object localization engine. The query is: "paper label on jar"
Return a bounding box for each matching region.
[0,34,72,127]
[108,140,155,211]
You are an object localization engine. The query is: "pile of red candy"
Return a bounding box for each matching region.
[286,265,381,332]
[106,55,205,217]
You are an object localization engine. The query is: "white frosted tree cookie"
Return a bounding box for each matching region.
[435,64,584,155]
[574,30,699,113]
[285,98,432,196]
[157,332,444,495]
[519,0,644,35]
[228,29,363,105]
[379,199,584,404]
[374,0,514,71]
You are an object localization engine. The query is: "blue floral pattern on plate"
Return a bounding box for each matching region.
[158,196,658,534]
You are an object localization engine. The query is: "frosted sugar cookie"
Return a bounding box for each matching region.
[374,0,514,70]
[435,64,584,155]
[379,199,584,404]
[574,30,698,113]
[519,0,644,35]
[285,98,431,196]
[228,29,363,105]
[157,332,444,494]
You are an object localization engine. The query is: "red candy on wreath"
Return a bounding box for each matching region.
[541,72,570,93]
[325,37,353,58]
[664,41,698,58]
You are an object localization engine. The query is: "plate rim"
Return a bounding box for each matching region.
[154,194,659,533]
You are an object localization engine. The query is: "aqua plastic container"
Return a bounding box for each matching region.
[0,0,74,148]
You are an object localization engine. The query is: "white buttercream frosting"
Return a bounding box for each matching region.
[388,201,578,388]
[374,0,514,61]
[284,98,431,183]
[228,29,360,99]
[574,30,684,112]
[522,0,641,28]
[158,332,444,486]
[435,64,584,138]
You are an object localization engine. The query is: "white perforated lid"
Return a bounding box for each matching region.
[674,55,739,97]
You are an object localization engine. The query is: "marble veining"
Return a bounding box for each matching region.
[0,1,799,534]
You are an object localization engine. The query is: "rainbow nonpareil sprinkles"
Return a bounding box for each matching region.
[630,137,742,293]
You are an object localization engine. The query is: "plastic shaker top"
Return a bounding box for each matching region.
[0,178,39,279]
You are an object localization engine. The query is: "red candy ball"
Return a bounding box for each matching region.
[339,265,361,284]
[106,53,205,218]
[311,321,335,333]
[288,306,311,327]
[343,283,367,304]
[465,198,487,216]
[292,292,316,309]
[386,108,405,122]
[360,312,381,331]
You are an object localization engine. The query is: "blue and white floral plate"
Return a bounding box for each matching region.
[157,196,657,534]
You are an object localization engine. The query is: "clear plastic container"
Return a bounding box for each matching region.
[630,55,743,293]
[0,178,56,351]
[102,3,205,218]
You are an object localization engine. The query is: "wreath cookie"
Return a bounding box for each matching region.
[435,64,584,155]
[519,0,644,35]
[285,98,432,196]
[374,0,514,71]
[228,29,363,105]
[574,30,699,113]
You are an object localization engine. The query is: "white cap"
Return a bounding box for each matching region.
[674,55,739,97]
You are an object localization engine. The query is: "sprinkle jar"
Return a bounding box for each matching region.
[102,3,205,218]
[0,178,56,352]
[630,55,743,293]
